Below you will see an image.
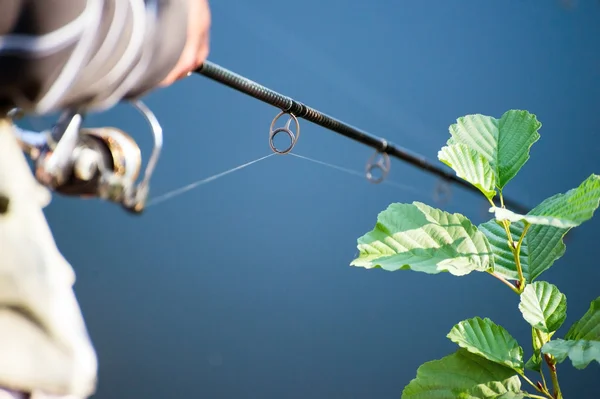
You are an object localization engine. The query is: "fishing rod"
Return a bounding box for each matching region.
[10,60,529,215]
[194,61,529,214]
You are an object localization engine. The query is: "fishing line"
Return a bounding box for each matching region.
[288,153,423,196]
[14,103,449,213]
[145,153,276,208]
[146,150,425,209]
[146,111,432,209]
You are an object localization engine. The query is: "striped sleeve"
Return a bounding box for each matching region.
[0,0,189,116]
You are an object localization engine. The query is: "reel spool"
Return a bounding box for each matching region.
[11,100,162,214]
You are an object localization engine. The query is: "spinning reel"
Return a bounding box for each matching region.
[10,100,162,214]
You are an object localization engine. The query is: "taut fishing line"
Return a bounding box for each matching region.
[144,111,425,209]
[144,151,425,209]
[145,153,276,207]
[287,153,423,195]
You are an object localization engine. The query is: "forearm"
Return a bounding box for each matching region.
[0,0,189,115]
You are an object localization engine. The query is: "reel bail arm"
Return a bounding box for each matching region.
[12,100,163,214]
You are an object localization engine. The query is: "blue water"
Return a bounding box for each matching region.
[30,0,600,397]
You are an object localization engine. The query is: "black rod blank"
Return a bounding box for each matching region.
[195,60,529,214]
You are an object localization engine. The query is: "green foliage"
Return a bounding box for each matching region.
[490,174,600,228]
[438,143,496,199]
[524,328,550,373]
[445,110,540,190]
[478,220,568,282]
[401,349,525,399]
[542,297,600,370]
[351,109,600,399]
[447,317,524,372]
[519,282,567,334]
[542,339,600,370]
[351,202,493,276]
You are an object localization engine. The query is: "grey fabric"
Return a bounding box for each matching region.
[0,0,189,115]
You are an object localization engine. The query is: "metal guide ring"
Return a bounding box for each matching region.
[433,179,452,205]
[269,111,300,154]
[365,150,391,184]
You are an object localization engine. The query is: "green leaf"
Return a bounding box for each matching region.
[438,143,496,199]
[448,110,541,189]
[525,329,551,372]
[478,220,568,282]
[491,393,526,399]
[447,317,524,372]
[490,174,600,228]
[564,296,600,340]
[350,202,493,276]
[524,355,541,373]
[482,174,600,281]
[542,297,600,369]
[542,339,600,370]
[402,349,523,399]
[518,282,567,333]
[489,207,578,228]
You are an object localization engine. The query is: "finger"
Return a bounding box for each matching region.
[175,31,210,80]
[159,40,199,86]
[159,0,211,86]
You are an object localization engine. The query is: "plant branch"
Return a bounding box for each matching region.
[539,370,549,395]
[487,270,520,294]
[545,354,563,399]
[512,222,530,290]
[534,329,550,394]
[516,222,530,255]
[537,363,551,397]
[524,393,551,399]
[519,372,553,399]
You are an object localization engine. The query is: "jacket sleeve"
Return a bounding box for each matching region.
[0,0,189,116]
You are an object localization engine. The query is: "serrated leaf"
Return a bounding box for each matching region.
[525,329,551,372]
[565,297,600,341]
[490,174,600,229]
[478,220,568,282]
[489,207,578,228]
[542,297,600,369]
[518,282,567,333]
[492,393,526,399]
[524,355,541,372]
[448,110,541,189]
[438,143,496,199]
[402,349,523,399]
[542,339,600,370]
[351,202,493,276]
[447,317,524,372]
[461,124,600,284]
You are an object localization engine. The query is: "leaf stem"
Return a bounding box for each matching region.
[525,393,551,399]
[487,270,520,294]
[533,329,550,394]
[539,362,549,394]
[545,355,563,399]
[519,372,554,399]
[513,222,530,290]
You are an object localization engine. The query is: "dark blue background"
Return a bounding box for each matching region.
[28,0,600,397]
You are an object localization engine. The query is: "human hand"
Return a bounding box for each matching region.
[159,0,211,86]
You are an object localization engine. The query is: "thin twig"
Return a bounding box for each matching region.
[487,271,520,294]
[519,372,554,399]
